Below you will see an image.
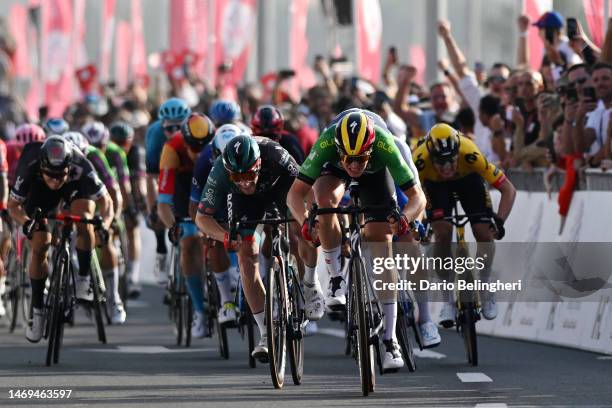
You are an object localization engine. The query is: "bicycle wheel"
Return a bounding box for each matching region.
[287,262,304,385]
[19,240,32,329]
[459,304,478,366]
[209,275,228,359]
[266,256,287,389]
[90,253,107,344]
[53,260,70,364]
[352,258,375,396]
[396,306,416,372]
[246,304,256,368]
[46,251,65,366]
[182,293,193,347]
[7,245,20,333]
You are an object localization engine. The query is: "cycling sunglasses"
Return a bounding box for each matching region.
[432,155,458,166]
[42,169,69,180]
[339,152,371,165]
[227,160,261,183]
[163,124,181,133]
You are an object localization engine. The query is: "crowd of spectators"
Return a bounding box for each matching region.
[1,11,612,201]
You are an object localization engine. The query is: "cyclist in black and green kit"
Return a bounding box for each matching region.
[287,109,426,372]
[82,121,130,324]
[63,129,127,324]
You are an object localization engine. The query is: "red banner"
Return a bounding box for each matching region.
[355,0,382,84]
[289,0,316,96]
[42,0,75,117]
[131,0,148,80]
[214,0,257,88]
[168,0,209,77]
[100,0,116,82]
[73,0,87,68]
[583,0,605,47]
[409,45,426,86]
[8,5,29,77]
[114,21,131,91]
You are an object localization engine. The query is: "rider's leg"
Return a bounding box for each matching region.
[313,175,345,277]
[126,223,141,286]
[180,231,205,312]
[258,228,272,283]
[29,230,51,310]
[209,239,233,304]
[238,235,265,335]
[72,199,96,279]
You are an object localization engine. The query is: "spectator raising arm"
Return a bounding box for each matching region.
[437,20,469,78]
[392,65,421,129]
[517,15,530,68]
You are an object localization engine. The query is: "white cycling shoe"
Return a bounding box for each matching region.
[438,303,457,328]
[75,276,93,302]
[382,339,404,372]
[191,311,208,338]
[218,302,237,326]
[304,281,325,321]
[153,253,168,285]
[326,276,347,311]
[481,291,498,320]
[304,320,318,337]
[26,307,45,343]
[111,302,127,325]
[419,321,441,348]
[251,333,269,363]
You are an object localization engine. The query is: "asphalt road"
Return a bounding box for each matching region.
[1,282,611,408]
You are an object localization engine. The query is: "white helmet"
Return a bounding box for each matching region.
[62,131,89,152]
[81,121,109,147]
[212,124,242,157]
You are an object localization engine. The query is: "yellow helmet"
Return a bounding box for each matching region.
[334,111,376,156]
[425,123,460,162]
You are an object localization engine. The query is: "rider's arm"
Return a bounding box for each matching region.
[401,184,427,223]
[495,178,516,222]
[144,123,162,215]
[288,179,312,226]
[7,197,28,226]
[194,160,230,241]
[195,213,227,242]
[115,147,134,209]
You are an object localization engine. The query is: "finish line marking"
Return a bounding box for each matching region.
[457,372,493,383]
[84,346,213,354]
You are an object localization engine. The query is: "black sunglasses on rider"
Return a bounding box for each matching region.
[42,169,68,180]
[163,124,181,133]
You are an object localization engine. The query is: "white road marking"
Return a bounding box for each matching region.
[457,372,493,383]
[84,346,213,354]
[317,328,346,338]
[475,404,507,408]
[596,356,612,360]
[124,300,150,308]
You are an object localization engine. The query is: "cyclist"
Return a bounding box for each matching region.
[0,136,7,317]
[145,98,191,284]
[209,99,251,134]
[158,112,215,338]
[7,136,113,342]
[7,124,47,186]
[411,123,516,325]
[110,122,147,299]
[43,117,70,135]
[251,105,305,163]
[287,109,426,371]
[189,124,241,326]
[195,135,321,362]
[81,122,130,323]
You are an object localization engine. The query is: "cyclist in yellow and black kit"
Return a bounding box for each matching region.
[412,123,516,326]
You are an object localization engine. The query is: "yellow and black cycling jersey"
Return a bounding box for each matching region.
[411,135,506,188]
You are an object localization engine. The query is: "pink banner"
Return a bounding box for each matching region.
[100,0,116,82]
[169,0,209,77]
[289,0,316,95]
[114,21,131,91]
[73,0,87,68]
[583,0,605,47]
[523,0,552,70]
[409,45,426,86]
[131,0,148,80]
[355,0,382,84]
[8,5,29,77]
[42,0,75,117]
[214,0,257,87]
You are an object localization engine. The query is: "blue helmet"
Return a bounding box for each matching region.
[43,118,69,135]
[209,99,241,125]
[159,98,191,122]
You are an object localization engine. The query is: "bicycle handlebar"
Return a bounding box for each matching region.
[24,208,104,238]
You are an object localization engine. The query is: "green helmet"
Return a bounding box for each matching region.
[222,135,260,173]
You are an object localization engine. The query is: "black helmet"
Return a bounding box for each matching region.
[40,135,73,173]
[109,121,135,145]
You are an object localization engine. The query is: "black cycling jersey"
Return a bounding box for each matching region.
[10,142,106,215]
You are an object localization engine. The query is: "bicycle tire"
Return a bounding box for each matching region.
[246,304,256,368]
[116,222,129,308]
[183,294,193,347]
[19,241,32,329]
[209,276,228,359]
[396,307,416,372]
[266,256,287,389]
[287,263,304,385]
[460,304,478,366]
[46,251,65,366]
[53,252,72,364]
[353,258,374,396]
[90,253,107,344]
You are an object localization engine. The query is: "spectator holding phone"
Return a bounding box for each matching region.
[574,63,612,167]
[533,11,582,68]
